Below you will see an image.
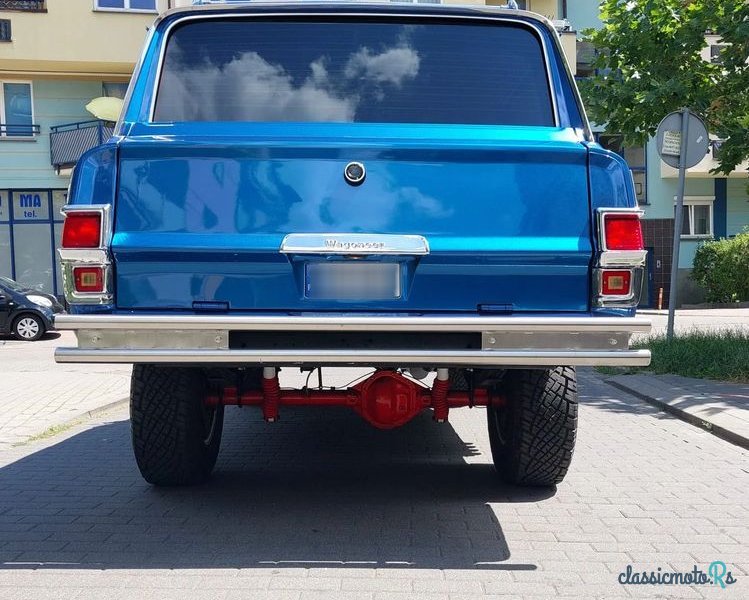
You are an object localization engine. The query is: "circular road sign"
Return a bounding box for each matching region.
[655,111,709,169]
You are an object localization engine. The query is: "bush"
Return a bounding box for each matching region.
[691,230,749,303]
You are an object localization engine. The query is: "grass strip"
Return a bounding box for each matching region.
[598,329,749,383]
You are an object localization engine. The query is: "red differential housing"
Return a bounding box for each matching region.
[206,369,504,429]
[351,370,429,429]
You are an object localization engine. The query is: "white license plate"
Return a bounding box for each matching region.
[305,262,401,300]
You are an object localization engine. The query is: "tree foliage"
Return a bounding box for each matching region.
[579,0,749,176]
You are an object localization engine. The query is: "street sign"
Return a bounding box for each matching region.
[656,111,709,169]
[655,109,709,340]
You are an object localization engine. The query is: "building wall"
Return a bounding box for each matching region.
[660,147,749,180]
[0,1,168,295]
[0,79,100,188]
[0,0,167,78]
[0,79,98,295]
[527,0,559,19]
[644,140,720,272]
[641,219,673,308]
[564,0,601,32]
[727,179,749,236]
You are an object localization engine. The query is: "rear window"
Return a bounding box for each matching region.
[153,18,554,126]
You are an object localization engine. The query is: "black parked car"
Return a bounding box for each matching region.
[0,277,65,341]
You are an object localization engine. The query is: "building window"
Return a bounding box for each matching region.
[95,0,156,13]
[576,40,596,78]
[0,19,11,42]
[675,197,714,238]
[0,1,45,11]
[102,81,129,100]
[597,134,648,205]
[0,81,37,137]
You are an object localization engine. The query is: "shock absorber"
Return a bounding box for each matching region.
[262,367,280,422]
[431,368,450,423]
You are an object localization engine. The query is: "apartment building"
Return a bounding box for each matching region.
[479,0,748,306]
[0,0,171,295]
[560,0,748,306]
[0,0,577,297]
[1,0,744,305]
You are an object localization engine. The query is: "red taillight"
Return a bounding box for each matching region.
[601,270,631,296]
[62,212,101,248]
[604,213,643,251]
[73,266,104,293]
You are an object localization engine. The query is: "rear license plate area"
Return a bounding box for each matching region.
[305,262,401,300]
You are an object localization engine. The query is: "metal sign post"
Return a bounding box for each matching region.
[655,110,709,340]
[668,109,690,340]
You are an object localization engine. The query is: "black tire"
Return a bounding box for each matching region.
[487,367,577,486]
[450,368,505,391]
[130,365,224,486]
[12,313,45,341]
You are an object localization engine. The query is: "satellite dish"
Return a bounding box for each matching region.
[85,97,124,123]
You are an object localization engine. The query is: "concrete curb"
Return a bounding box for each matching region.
[78,396,130,421]
[17,397,130,446]
[604,379,749,451]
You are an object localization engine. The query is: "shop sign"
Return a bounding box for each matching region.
[13,191,50,221]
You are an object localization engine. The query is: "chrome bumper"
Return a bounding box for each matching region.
[54,314,651,367]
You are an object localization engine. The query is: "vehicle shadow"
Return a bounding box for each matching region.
[39,331,62,341]
[0,407,550,571]
[0,331,61,343]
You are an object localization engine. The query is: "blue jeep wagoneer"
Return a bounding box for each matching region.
[54,1,651,487]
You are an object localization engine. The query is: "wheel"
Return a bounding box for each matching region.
[130,365,224,486]
[487,367,577,486]
[12,313,45,341]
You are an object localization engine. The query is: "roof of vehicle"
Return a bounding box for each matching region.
[154,1,556,31]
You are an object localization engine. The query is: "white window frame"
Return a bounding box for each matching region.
[0,80,36,139]
[93,0,158,14]
[674,196,714,239]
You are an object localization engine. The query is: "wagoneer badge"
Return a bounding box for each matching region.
[344,161,366,186]
[279,234,430,255]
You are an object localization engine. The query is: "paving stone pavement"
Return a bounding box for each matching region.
[606,374,749,449]
[0,368,746,599]
[0,332,131,447]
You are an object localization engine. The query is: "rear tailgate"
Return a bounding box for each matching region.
[112,13,592,314]
[112,125,591,313]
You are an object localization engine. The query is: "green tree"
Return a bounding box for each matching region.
[579,0,749,177]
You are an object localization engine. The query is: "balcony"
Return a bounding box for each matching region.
[660,138,748,179]
[50,120,113,170]
[0,122,39,136]
[0,0,46,11]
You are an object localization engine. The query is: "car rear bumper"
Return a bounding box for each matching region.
[54,314,651,367]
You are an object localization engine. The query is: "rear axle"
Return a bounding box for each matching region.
[204,368,505,429]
